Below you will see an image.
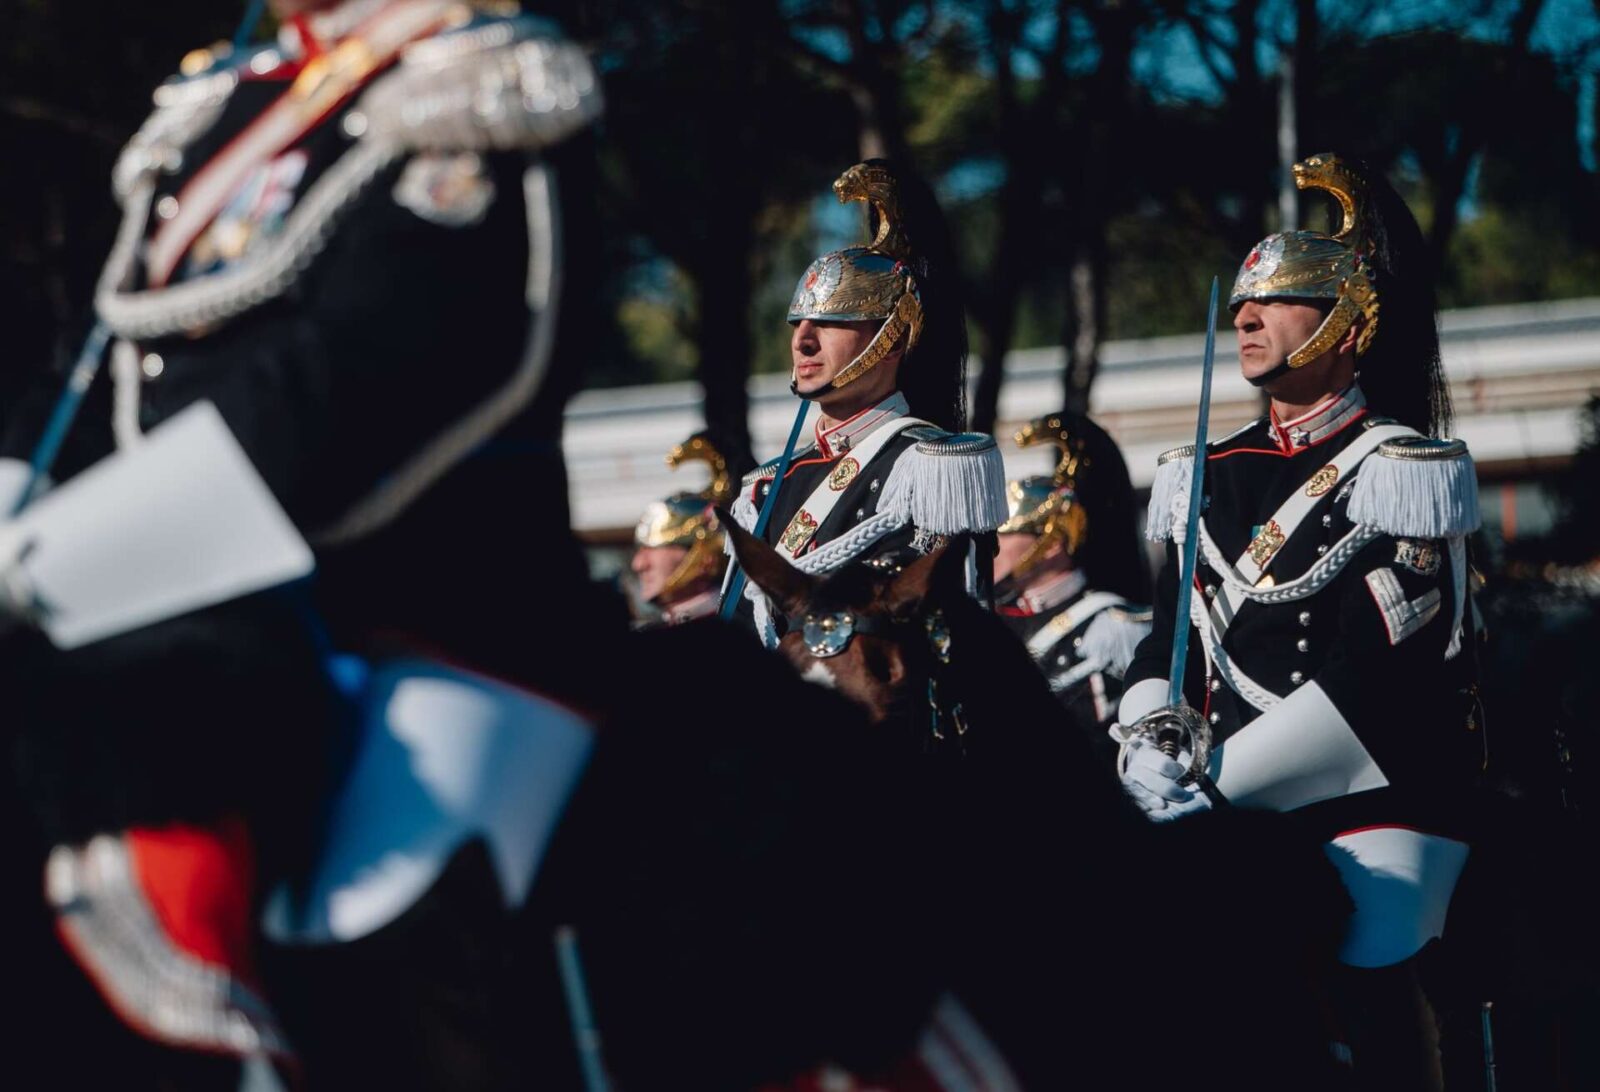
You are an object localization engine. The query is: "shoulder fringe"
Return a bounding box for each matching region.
[1145,445,1195,542]
[1347,438,1481,539]
[729,491,759,541]
[361,17,602,153]
[1079,606,1151,677]
[879,432,1008,535]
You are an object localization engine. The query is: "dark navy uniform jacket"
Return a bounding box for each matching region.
[1124,386,1481,839]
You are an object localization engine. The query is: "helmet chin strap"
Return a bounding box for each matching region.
[1246,357,1293,388]
[791,316,889,400]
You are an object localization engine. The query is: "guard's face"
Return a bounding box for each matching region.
[1233,299,1328,381]
[790,318,882,395]
[993,533,1038,584]
[631,544,689,603]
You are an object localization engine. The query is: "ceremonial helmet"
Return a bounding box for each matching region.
[998,411,1151,600]
[997,414,1092,580]
[1230,152,1451,435]
[788,161,928,395]
[634,431,736,603]
[1229,154,1383,371]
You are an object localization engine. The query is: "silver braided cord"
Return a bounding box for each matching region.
[1198,518,1380,605]
[97,139,402,340]
[1190,588,1283,713]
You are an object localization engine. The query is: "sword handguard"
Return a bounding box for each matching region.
[1125,703,1213,788]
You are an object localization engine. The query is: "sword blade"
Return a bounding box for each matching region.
[718,399,811,620]
[1166,277,1219,706]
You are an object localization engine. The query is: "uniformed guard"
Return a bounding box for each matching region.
[994,410,1151,741]
[730,160,1007,643]
[631,431,738,626]
[1114,154,1483,1087]
[0,2,604,1084]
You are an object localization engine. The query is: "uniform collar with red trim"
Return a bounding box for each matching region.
[661,588,719,625]
[278,0,396,58]
[1268,383,1366,453]
[814,391,910,459]
[1013,568,1086,616]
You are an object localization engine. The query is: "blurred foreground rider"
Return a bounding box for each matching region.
[994,410,1150,747]
[1116,154,1483,1090]
[730,161,1007,643]
[0,1,607,1085]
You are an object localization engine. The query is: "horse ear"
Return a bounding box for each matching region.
[884,535,970,615]
[717,508,817,616]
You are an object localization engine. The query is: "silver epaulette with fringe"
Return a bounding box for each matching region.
[96,16,599,342]
[361,16,601,152]
[1346,436,1482,539]
[880,427,1010,535]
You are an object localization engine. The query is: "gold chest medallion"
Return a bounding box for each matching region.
[780,510,820,556]
[825,454,864,489]
[1247,520,1287,567]
[827,457,861,491]
[1305,464,1340,497]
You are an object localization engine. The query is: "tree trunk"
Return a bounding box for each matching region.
[1062,237,1106,415]
[970,285,1016,436]
[692,222,756,470]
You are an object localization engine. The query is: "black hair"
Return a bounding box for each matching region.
[863,159,968,434]
[1062,411,1152,603]
[1349,159,1453,438]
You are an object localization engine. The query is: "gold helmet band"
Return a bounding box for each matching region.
[997,413,1091,579]
[1229,153,1382,370]
[788,162,925,394]
[634,432,735,604]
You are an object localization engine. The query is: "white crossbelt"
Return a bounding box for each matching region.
[1025,591,1126,660]
[774,417,926,557]
[1196,424,1414,712]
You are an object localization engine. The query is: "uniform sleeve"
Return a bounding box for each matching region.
[1125,541,1177,681]
[1120,539,1207,724]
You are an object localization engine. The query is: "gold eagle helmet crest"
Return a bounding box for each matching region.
[996,413,1091,579]
[1229,153,1382,369]
[787,161,925,392]
[634,432,735,604]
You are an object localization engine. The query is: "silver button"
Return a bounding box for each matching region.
[1296,638,1310,653]
[1209,711,1222,725]
[156,195,180,220]
[869,479,880,492]
[1298,611,1312,627]
[1073,636,1083,648]
[342,111,369,139]
[1316,544,1329,555]
[1208,678,1221,693]
[854,508,864,519]
[1321,514,1333,527]
[1203,584,1217,598]
[140,353,164,379]
[1290,670,1305,684]
[1056,655,1067,666]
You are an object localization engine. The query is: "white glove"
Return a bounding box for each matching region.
[1118,736,1211,822]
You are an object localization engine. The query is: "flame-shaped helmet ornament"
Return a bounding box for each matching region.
[787,161,925,394]
[634,432,736,603]
[1229,153,1382,369]
[996,413,1092,579]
